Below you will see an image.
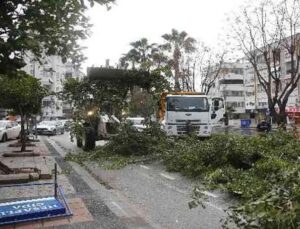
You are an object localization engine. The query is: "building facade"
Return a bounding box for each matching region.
[208,53,300,121]
[22,55,84,119]
[208,62,246,118]
[244,47,300,117]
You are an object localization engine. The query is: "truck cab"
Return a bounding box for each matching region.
[159,92,225,137]
[210,97,225,125]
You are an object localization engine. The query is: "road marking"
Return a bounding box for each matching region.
[160,173,176,180]
[162,182,188,195]
[200,191,218,198]
[140,165,150,170]
[111,201,128,216]
[138,171,154,180]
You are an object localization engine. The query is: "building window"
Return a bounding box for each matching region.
[219,79,244,84]
[286,61,296,74]
[226,101,245,108]
[42,100,51,107]
[272,48,281,63]
[65,72,72,79]
[224,91,244,97]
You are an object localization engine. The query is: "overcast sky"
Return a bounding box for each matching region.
[81,0,244,72]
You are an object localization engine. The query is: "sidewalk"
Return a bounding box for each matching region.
[0,137,94,228]
[0,140,55,182]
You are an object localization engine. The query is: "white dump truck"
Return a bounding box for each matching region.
[159,92,224,137]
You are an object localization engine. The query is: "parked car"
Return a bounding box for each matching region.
[125,117,147,132]
[257,120,271,132]
[35,121,64,135]
[59,119,72,131]
[0,120,21,142]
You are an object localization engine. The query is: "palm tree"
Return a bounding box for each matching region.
[120,38,158,71]
[119,48,140,70]
[150,44,169,69]
[162,29,196,91]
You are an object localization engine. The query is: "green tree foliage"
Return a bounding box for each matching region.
[0,0,114,74]
[127,89,156,118]
[120,38,169,72]
[162,29,197,91]
[119,38,172,118]
[0,72,47,151]
[61,69,170,121]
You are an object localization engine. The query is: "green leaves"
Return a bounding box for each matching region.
[0,72,48,115]
[0,0,114,74]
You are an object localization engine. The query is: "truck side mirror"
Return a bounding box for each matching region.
[211,113,217,119]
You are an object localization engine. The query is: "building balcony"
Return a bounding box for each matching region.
[225,97,245,102]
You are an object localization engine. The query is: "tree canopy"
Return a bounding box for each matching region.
[0,0,115,74]
[62,68,170,119]
[0,72,47,151]
[162,29,197,91]
[119,38,169,72]
[0,72,47,115]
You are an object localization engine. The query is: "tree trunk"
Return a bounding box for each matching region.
[174,47,181,91]
[174,68,180,91]
[273,106,287,127]
[20,114,26,152]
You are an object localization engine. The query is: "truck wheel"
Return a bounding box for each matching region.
[76,137,82,147]
[83,127,96,151]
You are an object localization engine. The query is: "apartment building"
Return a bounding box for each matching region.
[244,46,300,117]
[22,55,84,119]
[208,62,246,118]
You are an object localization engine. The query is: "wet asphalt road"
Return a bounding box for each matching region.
[42,136,127,229]
[48,133,232,229]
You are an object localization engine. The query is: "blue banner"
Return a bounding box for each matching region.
[0,197,66,224]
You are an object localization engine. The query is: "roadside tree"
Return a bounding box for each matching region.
[162,29,197,91]
[232,0,300,125]
[120,38,169,72]
[62,68,170,123]
[0,73,47,151]
[0,0,114,75]
[197,43,226,95]
[119,38,171,119]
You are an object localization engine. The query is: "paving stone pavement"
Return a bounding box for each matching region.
[0,136,127,229]
[0,138,75,201]
[0,197,93,229]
